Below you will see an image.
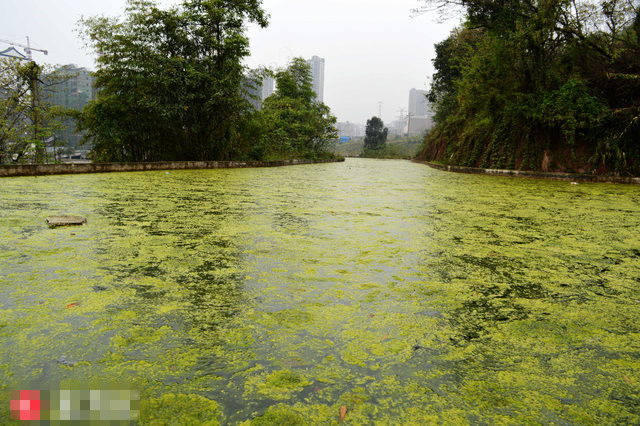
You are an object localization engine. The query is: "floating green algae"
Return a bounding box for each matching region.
[0,159,639,423]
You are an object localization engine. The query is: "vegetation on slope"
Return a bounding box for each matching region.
[417,0,640,175]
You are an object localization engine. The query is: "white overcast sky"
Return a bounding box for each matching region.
[1,0,459,124]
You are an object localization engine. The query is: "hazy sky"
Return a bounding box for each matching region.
[1,0,459,124]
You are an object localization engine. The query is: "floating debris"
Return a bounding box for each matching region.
[57,356,75,367]
[46,215,87,228]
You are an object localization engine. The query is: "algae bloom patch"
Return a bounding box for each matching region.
[1,160,639,424]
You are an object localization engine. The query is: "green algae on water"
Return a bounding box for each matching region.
[0,159,639,424]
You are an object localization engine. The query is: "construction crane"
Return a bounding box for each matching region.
[0,36,48,60]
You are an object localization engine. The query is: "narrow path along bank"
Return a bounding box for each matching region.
[415,160,640,185]
[0,158,345,178]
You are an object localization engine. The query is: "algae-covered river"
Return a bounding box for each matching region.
[1,158,639,424]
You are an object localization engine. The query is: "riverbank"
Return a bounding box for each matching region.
[0,158,345,177]
[416,160,640,185]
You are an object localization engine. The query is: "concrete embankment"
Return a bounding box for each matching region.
[0,158,345,178]
[416,161,640,185]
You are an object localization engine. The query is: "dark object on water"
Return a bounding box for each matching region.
[57,356,75,367]
[92,285,108,292]
[46,215,87,228]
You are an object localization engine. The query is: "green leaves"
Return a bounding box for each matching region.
[255,58,338,160]
[79,0,268,162]
[0,59,72,164]
[539,79,609,145]
[420,0,640,174]
[362,117,388,156]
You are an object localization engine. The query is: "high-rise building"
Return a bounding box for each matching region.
[261,76,274,100]
[307,56,325,103]
[407,89,435,136]
[408,89,428,117]
[336,121,364,138]
[243,74,275,110]
[49,65,94,111]
[46,65,95,149]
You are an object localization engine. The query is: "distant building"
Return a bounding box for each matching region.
[409,89,428,117]
[49,65,94,111]
[46,65,95,149]
[261,76,274,100]
[407,88,435,136]
[243,74,275,110]
[388,119,406,136]
[243,77,262,110]
[336,121,364,138]
[307,56,325,103]
[407,116,434,136]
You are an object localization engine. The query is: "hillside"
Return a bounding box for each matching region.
[417,1,639,176]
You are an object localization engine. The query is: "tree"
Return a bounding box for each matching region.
[0,58,69,164]
[362,116,388,156]
[256,58,338,159]
[78,0,268,162]
[417,0,640,174]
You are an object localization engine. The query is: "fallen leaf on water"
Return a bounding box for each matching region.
[623,374,632,384]
[339,405,347,422]
[66,303,79,309]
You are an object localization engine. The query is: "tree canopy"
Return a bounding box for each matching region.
[78,0,268,162]
[418,0,640,174]
[362,116,388,156]
[255,58,338,160]
[0,59,69,164]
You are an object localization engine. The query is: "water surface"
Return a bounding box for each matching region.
[1,158,639,423]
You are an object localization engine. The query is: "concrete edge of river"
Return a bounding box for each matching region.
[416,160,640,185]
[0,158,345,178]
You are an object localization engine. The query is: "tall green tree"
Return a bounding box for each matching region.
[362,116,388,156]
[0,58,69,164]
[256,58,338,159]
[78,0,268,162]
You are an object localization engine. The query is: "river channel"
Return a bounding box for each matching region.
[1,158,639,423]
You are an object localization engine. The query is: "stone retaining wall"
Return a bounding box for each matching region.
[417,161,640,185]
[0,158,345,178]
